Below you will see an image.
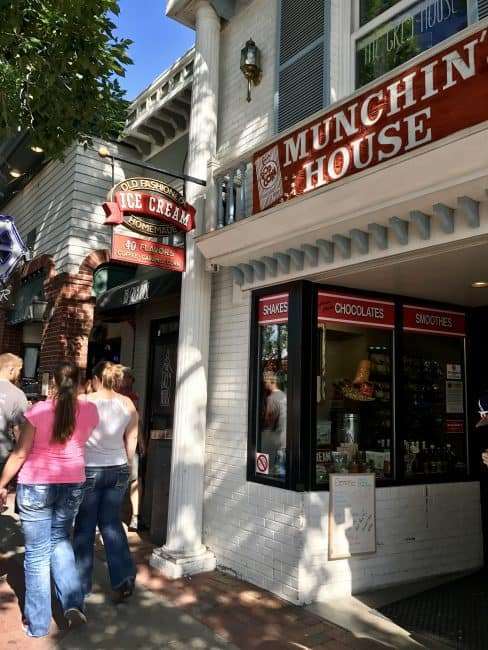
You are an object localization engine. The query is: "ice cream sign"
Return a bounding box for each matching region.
[103,178,195,273]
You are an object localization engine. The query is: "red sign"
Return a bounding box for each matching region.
[253,26,488,213]
[103,177,195,232]
[318,292,395,329]
[403,305,465,336]
[111,233,186,272]
[258,293,289,324]
[446,420,464,434]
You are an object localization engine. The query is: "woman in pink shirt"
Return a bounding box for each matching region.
[0,363,98,638]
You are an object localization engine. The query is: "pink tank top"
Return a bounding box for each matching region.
[18,399,99,484]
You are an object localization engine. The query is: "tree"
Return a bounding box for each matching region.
[0,0,132,158]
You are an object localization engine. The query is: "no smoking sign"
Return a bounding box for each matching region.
[255,452,269,475]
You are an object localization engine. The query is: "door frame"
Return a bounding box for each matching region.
[144,316,180,442]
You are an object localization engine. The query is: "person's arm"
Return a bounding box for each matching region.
[12,392,29,441]
[124,404,139,466]
[0,419,35,507]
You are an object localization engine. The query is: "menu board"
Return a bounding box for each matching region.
[328,473,376,560]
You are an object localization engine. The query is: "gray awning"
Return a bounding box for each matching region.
[96,272,180,313]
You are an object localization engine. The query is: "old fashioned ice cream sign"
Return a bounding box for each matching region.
[103,178,195,273]
[253,25,488,213]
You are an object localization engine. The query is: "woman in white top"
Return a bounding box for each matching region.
[73,362,138,604]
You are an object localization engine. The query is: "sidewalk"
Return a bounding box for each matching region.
[1,494,385,649]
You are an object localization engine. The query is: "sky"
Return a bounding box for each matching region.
[114,1,195,101]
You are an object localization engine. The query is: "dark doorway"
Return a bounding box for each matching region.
[142,318,179,545]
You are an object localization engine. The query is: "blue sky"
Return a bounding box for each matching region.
[115,1,195,100]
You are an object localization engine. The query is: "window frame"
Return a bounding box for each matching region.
[350,0,480,90]
[247,282,473,492]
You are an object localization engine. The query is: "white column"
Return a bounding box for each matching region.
[150,0,220,578]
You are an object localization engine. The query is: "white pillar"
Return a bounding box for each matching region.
[150,0,220,578]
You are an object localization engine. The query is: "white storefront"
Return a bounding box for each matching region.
[156,0,488,604]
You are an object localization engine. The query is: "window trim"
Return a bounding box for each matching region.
[247,282,473,492]
[350,0,479,90]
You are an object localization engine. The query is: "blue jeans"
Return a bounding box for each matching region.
[17,482,85,638]
[73,464,135,598]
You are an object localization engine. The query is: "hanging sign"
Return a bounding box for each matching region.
[258,293,289,325]
[318,292,395,329]
[253,25,488,213]
[103,178,195,232]
[103,178,195,273]
[0,216,28,284]
[328,473,376,560]
[111,233,185,272]
[403,305,465,336]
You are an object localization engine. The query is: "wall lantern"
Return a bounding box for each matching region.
[240,39,261,102]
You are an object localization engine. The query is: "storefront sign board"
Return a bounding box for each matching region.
[255,452,270,475]
[253,25,488,214]
[103,177,195,233]
[318,292,395,329]
[403,305,465,336]
[104,177,194,273]
[258,293,289,325]
[328,473,376,560]
[111,233,185,273]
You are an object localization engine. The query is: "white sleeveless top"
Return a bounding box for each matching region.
[84,398,131,467]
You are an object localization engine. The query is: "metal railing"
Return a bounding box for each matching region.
[214,160,253,229]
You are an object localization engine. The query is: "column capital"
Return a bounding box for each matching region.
[195,0,221,25]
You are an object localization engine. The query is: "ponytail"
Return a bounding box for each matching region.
[52,363,80,443]
[92,361,123,390]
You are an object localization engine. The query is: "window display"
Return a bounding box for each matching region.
[248,286,471,491]
[315,293,394,485]
[401,306,467,478]
[255,294,288,481]
[356,0,468,88]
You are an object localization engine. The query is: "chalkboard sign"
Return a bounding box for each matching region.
[328,473,376,560]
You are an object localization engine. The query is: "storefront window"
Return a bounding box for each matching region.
[401,305,467,478]
[356,0,468,88]
[315,293,394,485]
[255,294,288,481]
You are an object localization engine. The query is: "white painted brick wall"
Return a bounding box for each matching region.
[301,482,483,602]
[203,268,304,603]
[204,271,484,605]
[217,0,278,160]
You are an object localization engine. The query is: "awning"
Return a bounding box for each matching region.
[96,271,180,313]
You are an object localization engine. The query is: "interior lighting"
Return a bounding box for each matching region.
[471,281,488,288]
[30,146,44,153]
[9,169,22,178]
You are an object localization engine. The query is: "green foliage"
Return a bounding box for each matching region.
[0,0,132,157]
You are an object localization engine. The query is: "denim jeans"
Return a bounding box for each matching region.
[17,482,85,638]
[73,464,135,598]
